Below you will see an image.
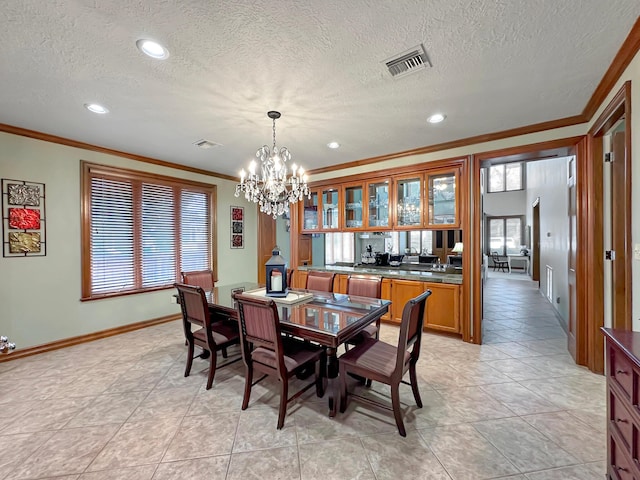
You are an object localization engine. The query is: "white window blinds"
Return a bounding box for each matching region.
[83,163,214,299]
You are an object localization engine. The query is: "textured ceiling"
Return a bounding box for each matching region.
[1,1,639,178]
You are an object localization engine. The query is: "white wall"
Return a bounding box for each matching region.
[526,157,571,328]
[0,132,258,349]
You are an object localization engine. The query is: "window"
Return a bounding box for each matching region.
[81,162,216,299]
[325,232,354,264]
[487,216,523,255]
[488,163,523,192]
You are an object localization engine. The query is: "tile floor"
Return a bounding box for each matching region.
[0,276,606,479]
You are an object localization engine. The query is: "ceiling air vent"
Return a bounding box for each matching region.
[193,139,222,149]
[384,44,431,79]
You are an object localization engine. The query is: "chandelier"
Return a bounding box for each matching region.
[235,111,310,218]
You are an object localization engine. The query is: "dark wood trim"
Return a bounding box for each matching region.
[583,18,640,120]
[473,136,584,162]
[573,137,589,366]
[589,81,631,136]
[459,155,472,343]
[471,154,483,345]
[583,133,605,373]
[308,117,586,176]
[0,123,238,182]
[0,314,180,362]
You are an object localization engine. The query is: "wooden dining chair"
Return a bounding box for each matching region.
[345,275,383,351]
[175,283,241,389]
[181,269,215,290]
[339,289,431,436]
[490,252,509,272]
[305,271,335,292]
[234,293,326,429]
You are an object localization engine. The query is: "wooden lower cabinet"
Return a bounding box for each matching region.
[423,282,460,333]
[293,270,308,289]
[381,278,392,321]
[390,279,425,324]
[334,274,348,294]
[388,279,460,333]
[602,329,640,480]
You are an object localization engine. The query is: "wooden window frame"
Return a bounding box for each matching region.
[80,161,217,300]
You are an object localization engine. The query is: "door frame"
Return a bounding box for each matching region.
[584,81,632,373]
[470,136,583,348]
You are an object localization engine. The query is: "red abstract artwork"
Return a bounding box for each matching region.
[9,208,41,229]
[232,207,243,221]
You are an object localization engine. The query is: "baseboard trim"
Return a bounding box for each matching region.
[0,314,181,362]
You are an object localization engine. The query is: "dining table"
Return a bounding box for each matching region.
[204,281,391,417]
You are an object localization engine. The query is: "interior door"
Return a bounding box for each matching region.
[611,128,630,330]
[567,157,577,359]
[257,212,276,284]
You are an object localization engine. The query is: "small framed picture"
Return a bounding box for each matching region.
[231,206,244,249]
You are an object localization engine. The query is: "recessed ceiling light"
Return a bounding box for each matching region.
[84,103,109,114]
[327,142,340,149]
[427,113,446,124]
[136,39,169,59]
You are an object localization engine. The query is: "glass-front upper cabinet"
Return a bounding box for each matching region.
[321,187,340,230]
[426,169,459,228]
[367,179,390,229]
[394,175,423,228]
[301,189,320,232]
[343,183,364,230]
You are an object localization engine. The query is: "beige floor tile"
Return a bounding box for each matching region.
[227,446,300,480]
[153,456,230,480]
[472,417,578,472]
[520,412,606,463]
[360,431,452,480]
[163,412,239,461]
[523,463,604,479]
[6,425,119,479]
[86,417,181,471]
[78,465,157,480]
[298,438,375,480]
[419,423,519,480]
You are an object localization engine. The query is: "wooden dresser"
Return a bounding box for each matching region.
[602,328,640,480]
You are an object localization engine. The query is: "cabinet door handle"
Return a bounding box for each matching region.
[616,369,628,375]
[616,418,629,423]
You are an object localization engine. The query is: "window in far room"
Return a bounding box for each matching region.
[488,163,524,193]
[81,162,216,299]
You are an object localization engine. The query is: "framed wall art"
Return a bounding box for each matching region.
[231,205,244,249]
[2,179,47,257]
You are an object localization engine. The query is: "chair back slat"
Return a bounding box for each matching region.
[396,289,431,370]
[306,271,335,292]
[175,283,214,346]
[181,270,215,290]
[346,275,382,298]
[234,294,286,371]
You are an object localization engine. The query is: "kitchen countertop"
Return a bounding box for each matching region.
[297,264,463,285]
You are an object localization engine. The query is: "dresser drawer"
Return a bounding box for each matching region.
[610,344,635,400]
[611,388,635,452]
[610,434,637,480]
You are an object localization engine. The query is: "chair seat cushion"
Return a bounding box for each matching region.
[194,322,239,346]
[252,338,323,373]
[340,338,409,378]
[346,322,378,345]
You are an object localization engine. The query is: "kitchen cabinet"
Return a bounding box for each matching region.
[423,282,460,333]
[394,174,424,229]
[301,190,320,232]
[426,168,460,228]
[343,183,364,230]
[380,278,392,321]
[334,274,348,294]
[390,279,426,323]
[293,270,308,289]
[321,187,340,231]
[367,179,391,230]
